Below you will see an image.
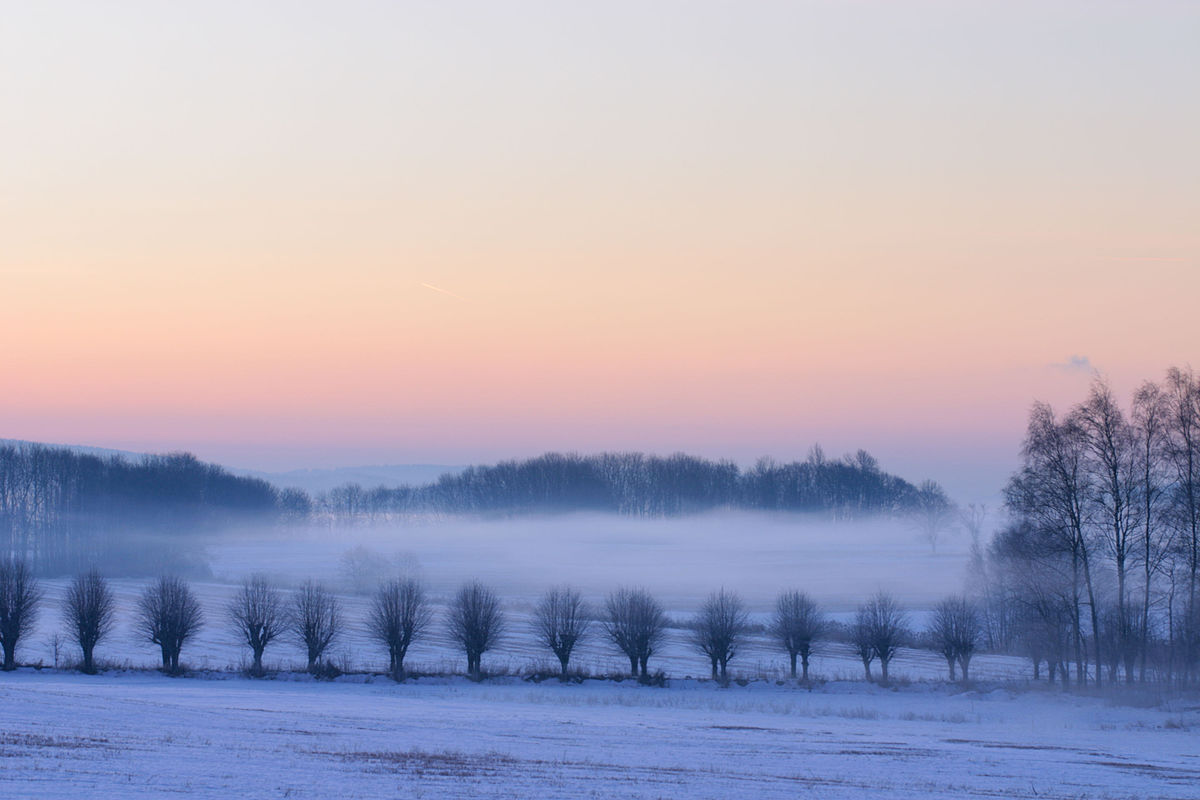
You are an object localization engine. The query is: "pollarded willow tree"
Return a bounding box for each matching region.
[368,578,432,677]
[0,558,41,671]
[770,590,827,681]
[929,595,982,682]
[603,587,668,678]
[689,589,749,681]
[850,606,876,681]
[61,569,117,674]
[860,591,908,685]
[137,576,203,673]
[446,581,504,677]
[291,580,342,672]
[533,586,590,678]
[227,575,284,676]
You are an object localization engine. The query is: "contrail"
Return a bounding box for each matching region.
[1101,256,1189,262]
[421,282,467,301]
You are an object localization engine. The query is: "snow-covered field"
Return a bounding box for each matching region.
[2,670,1197,799]
[20,513,1013,681]
[22,576,1030,681]
[8,517,1197,799]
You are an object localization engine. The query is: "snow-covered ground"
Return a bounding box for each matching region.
[2,670,1197,799]
[21,512,1004,679]
[22,577,1030,681]
[10,517,1195,798]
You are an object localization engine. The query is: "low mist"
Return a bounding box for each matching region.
[205,511,972,613]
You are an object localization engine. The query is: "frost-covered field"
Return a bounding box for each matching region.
[20,513,1020,681]
[2,671,1198,799]
[22,577,1030,681]
[9,517,1196,799]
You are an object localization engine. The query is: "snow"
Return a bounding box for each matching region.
[10,518,1196,798]
[1,670,1196,799]
[22,577,1028,681]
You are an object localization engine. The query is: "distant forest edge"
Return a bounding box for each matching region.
[0,443,949,575]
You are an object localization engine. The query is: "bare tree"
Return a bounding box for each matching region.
[929,595,982,682]
[446,581,504,677]
[136,576,203,673]
[1006,402,1102,687]
[290,580,342,671]
[961,503,989,589]
[61,569,116,673]
[227,575,283,676]
[1165,367,1200,683]
[0,558,41,671]
[992,520,1078,686]
[851,608,875,681]
[1076,378,1141,683]
[863,591,908,685]
[689,589,749,681]
[912,480,955,553]
[1132,380,1171,681]
[339,545,387,594]
[931,597,961,681]
[533,586,590,678]
[368,578,432,677]
[770,590,826,681]
[603,587,668,678]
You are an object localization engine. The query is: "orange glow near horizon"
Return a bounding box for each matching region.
[2,2,1198,498]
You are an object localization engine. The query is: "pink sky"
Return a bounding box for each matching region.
[2,2,1197,501]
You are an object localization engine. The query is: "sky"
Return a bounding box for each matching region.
[2,1,1198,502]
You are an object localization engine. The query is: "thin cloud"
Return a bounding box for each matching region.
[1051,355,1093,373]
[421,282,466,301]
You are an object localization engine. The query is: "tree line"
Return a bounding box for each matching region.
[313,449,945,523]
[0,446,279,575]
[2,559,981,686]
[971,368,1200,688]
[2,444,949,576]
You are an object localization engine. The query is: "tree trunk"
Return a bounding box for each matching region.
[789,652,797,679]
[1082,547,1103,689]
[2,642,15,671]
[946,657,956,681]
[1071,551,1086,687]
[1141,458,1154,684]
